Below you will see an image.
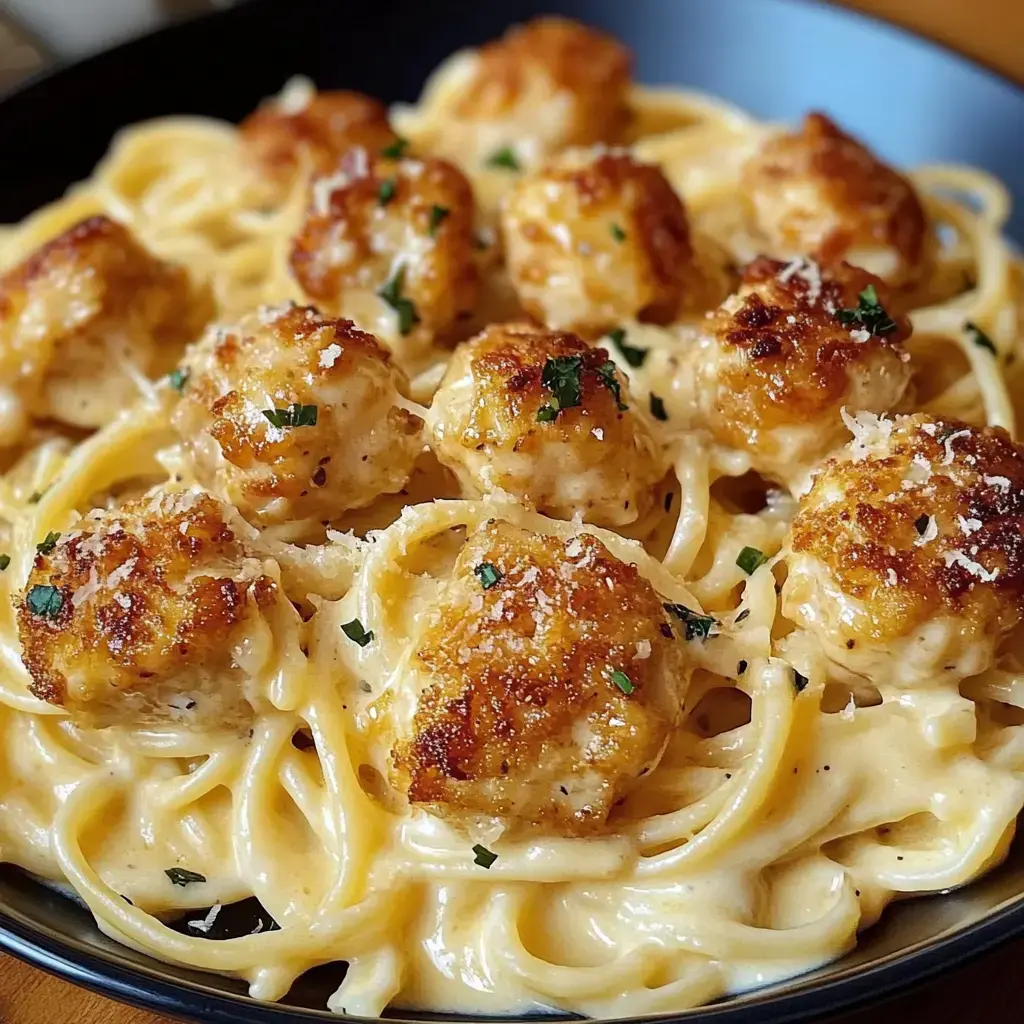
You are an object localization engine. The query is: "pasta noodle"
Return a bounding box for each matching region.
[1,17,1023,1020]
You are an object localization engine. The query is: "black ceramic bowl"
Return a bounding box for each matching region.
[2,1,1024,1021]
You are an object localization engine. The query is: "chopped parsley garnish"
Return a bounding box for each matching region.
[341,619,374,647]
[0,554,9,571]
[736,546,769,575]
[486,146,520,171]
[606,327,647,368]
[169,367,190,393]
[737,659,748,675]
[472,843,498,868]
[734,608,751,624]
[28,490,44,504]
[596,360,627,411]
[262,403,318,429]
[165,867,207,887]
[26,584,63,620]
[914,514,931,536]
[474,563,503,589]
[836,284,897,337]
[36,531,60,556]
[378,266,420,335]
[611,669,635,695]
[609,222,627,243]
[428,204,450,237]
[537,354,584,421]
[380,137,409,159]
[965,321,997,356]
[649,394,668,421]
[378,177,397,206]
[793,669,809,693]
[663,603,716,641]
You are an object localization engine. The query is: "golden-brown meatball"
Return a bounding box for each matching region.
[290,146,478,352]
[500,147,702,332]
[389,518,688,835]
[423,16,631,170]
[240,87,398,202]
[429,323,668,527]
[0,215,209,440]
[171,305,422,530]
[683,257,912,488]
[18,490,280,729]
[741,113,932,290]
[784,414,1024,685]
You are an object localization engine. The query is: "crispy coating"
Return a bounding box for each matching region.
[290,146,478,347]
[741,113,932,289]
[430,16,631,169]
[429,323,668,527]
[171,305,422,529]
[0,215,209,438]
[685,257,912,488]
[500,147,698,332]
[391,519,688,834]
[784,414,1024,684]
[18,490,277,729]
[240,88,397,201]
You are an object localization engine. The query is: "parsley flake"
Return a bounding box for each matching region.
[606,327,647,368]
[472,843,498,868]
[737,659,748,675]
[537,355,584,421]
[26,584,63,620]
[965,321,997,356]
[380,137,409,160]
[28,490,44,504]
[0,554,9,572]
[35,531,61,556]
[165,867,207,887]
[474,563,503,589]
[262,403,318,429]
[663,603,716,641]
[428,204,450,237]
[836,284,896,337]
[611,669,635,695]
[609,222,627,243]
[914,514,931,536]
[649,394,668,421]
[378,177,397,206]
[169,367,190,393]
[378,266,420,335]
[341,618,374,647]
[736,546,769,575]
[486,147,520,171]
[793,669,809,693]
[596,360,627,411]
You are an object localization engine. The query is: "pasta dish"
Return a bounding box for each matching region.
[1,15,1023,1018]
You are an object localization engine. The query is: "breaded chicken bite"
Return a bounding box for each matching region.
[171,305,422,530]
[389,519,688,835]
[429,324,668,527]
[500,147,700,332]
[290,146,478,352]
[684,257,912,489]
[240,86,398,202]
[18,490,280,729]
[0,215,209,440]
[424,16,631,171]
[784,414,1024,685]
[741,113,932,290]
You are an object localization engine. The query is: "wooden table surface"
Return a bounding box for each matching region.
[2,0,1024,1021]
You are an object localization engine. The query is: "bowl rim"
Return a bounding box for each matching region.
[2,0,1024,1021]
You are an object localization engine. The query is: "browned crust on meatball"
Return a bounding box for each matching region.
[393,520,684,833]
[290,147,478,337]
[240,90,397,192]
[18,492,261,712]
[742,113,929,274]
[710,257,911,435]
[791,415,1024,640]
[457,16,632,144]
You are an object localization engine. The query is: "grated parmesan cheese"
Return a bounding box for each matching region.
[319,343,343,369]
[943,550,999,583]
[958,515,983,537]
[941,429,971,466]
[841,408,893,462]
[188,903,222,934]
[984,475,1011,492]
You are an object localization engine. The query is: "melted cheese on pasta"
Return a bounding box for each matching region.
[0,58,1023,1021]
